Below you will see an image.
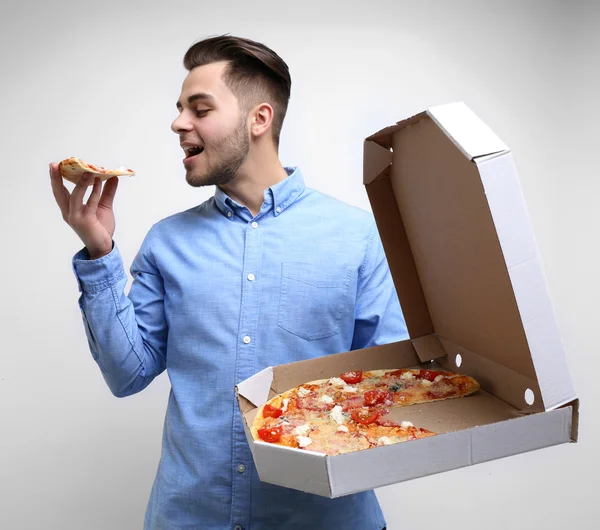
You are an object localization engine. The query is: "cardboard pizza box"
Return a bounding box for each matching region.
[235,102,578,498]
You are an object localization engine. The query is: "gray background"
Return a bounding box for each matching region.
[0,0,597,528]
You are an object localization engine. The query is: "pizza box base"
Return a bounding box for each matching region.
[236,340,576,498]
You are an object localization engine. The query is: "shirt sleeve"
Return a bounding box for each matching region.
[351,220,409,349]
[72,229,168,397]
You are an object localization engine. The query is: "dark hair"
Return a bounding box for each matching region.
[183,35,291,148]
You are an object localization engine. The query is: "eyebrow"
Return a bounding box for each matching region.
[176,92,216,110]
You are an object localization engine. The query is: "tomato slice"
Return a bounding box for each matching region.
[351,408,380,425]
[386,369,405,378]
[257,426,283,443]
[262,404,283,418]
[364,390,379,405]
[416,369,447,382]
[363,390,391,406]
[340,370,363,384]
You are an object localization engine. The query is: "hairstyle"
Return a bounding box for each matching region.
[183,35,292,148]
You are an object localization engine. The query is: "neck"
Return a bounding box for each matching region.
[220,152,289,217]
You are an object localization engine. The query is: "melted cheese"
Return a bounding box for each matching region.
[328,377,345,386]
[400,421,413,429]
[294,423,311,436]
[296,435,313,448]
[401,372,415,380]
[319,395,334,404]
[330,405,345,424]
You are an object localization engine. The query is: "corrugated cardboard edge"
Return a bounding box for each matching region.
[366,111,428,149]
[564,398,579,442]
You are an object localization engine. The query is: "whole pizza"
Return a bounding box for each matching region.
[251,368,480,456]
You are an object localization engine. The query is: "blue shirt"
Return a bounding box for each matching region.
[72,167,407,530]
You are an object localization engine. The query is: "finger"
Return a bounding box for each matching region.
[49,162,71,219]
[84,176,103,215]
[98,176,119,210]
[70,172,95,212]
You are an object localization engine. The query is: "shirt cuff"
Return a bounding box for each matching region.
[72,241,126,294]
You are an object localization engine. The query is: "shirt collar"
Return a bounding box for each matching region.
[214,167,305,220]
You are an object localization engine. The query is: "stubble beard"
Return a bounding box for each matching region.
[185,118,250,188]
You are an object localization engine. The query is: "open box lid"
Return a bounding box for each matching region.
[363,102,576,412]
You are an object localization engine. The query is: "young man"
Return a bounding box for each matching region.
[50,35,405,530]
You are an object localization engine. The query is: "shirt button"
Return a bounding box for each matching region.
[276,206,282,213]
[247,273,255,281]
[237,464,246,473]
[243,336,251,344]
[251,221,258,229]
[234,526,243,530]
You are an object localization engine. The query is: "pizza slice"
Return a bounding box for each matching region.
[58,157,135,184]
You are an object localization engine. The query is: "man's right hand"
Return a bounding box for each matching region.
[49,162,120,260]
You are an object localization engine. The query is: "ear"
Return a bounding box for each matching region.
[249,103,274,139]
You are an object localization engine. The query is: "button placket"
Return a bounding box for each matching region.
[230,217,263,529]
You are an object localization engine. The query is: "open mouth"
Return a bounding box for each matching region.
[183,146,204,165]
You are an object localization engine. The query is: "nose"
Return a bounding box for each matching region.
[171,111,193,134]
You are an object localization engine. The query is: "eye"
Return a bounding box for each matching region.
[195,109,209,118]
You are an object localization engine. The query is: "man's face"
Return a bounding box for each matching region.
[172,61,250,188]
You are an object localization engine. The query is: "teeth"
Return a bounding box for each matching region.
[184,146,203,157]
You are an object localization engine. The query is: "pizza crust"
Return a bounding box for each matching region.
[250,388,296,442]
[58,157,135,184]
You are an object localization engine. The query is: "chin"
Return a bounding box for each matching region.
[185,172,210,188]
[186,169,236,188]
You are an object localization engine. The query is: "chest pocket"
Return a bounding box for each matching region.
[277,262,352,341]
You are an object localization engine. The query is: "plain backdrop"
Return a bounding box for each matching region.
[1,0,597,529]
